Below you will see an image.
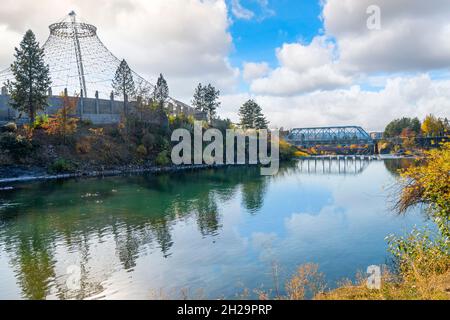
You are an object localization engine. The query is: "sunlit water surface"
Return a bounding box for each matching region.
[0,159,430,299]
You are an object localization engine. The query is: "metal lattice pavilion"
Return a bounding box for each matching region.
[0,11,177,103]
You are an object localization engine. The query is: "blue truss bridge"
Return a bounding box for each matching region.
[286,126,374,148]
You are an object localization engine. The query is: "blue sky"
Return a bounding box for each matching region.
[228,0,323,68]
[220,0,449,130]
[0,0,449,130]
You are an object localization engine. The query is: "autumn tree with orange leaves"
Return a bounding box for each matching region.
[45,94,79,143]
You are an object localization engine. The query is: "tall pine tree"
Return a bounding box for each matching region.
[112,59,136,115]
[204,84,220,124]
[153,74,169,108]
[192,83,205,112]
[239,99,269,129]
[191,83,220,124]
[253,103,269,129]
[239,100,255,129]
[112,59,135,115]
[8,30,51,125]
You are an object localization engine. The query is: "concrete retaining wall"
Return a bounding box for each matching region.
[0,89,206,125]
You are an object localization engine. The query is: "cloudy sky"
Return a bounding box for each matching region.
[0,0,449,131]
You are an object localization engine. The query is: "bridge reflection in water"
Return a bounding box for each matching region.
[297,156,380,175]
[0,159,416,299]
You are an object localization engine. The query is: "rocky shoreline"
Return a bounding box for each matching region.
[0,155,416,185]
[0,163,230,185]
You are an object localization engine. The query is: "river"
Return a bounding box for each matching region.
[0,159,431,299]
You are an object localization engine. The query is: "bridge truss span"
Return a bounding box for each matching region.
[287,126,374,148]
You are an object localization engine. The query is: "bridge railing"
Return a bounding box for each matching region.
[287,126,374,147]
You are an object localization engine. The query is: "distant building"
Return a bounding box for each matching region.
[370,132,384,140]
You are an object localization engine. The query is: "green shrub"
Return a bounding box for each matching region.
[49,159,76,174]
[142,133,157,151]
[137,144,147,157]
[0,132,33,158]
[155,150,170,166]
[33,114,49,129]
[155,135,170,152]
[387,228,449,279]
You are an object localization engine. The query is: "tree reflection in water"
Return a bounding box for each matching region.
[384,158,416,177]
[0,160,413,299]
[0,166,276,299]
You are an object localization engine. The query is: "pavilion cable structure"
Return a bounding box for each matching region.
[0,11,185,107]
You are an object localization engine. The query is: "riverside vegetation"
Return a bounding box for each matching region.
[1,29,448,300]
[0,112,298,176]
[0,30,296,177]
[273,143,450,300]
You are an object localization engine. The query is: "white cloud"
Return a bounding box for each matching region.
[223,74,450,131]
[255,0,275,20]
[0,26,20,71]
[285,206,348,244]
[250,64,351,96]
[235,0,450,128]
[244,1,450,95]
[230,0,254,20]
[230,0,274,21]
[1,0,449,130]
[242,62,270,82]
[276,37,335,73]
[0,0,239,100]
[248,37,351,95]
[323,0,450,73]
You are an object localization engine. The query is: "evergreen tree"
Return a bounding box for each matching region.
[204,84,220,124]
[191,83,220,124]
[384,117,421,138]
[153,73,169,108]
[239,99,269,129]
[8,30,51,125]
[239,99,256,129]
[254,103,269,129]
[112,59,135,115]
[192,83,205,112]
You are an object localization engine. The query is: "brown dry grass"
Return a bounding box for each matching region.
[316,269,450,300]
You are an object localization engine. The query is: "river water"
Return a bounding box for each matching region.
[0,159,430,299]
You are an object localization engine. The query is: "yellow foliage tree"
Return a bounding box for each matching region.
[422,114,444,137]
[398,142,450,237]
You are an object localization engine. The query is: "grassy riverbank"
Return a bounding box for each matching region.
[299,143,450,300]
[0,116,298,180]
[0,116,178,174]
[228,143,449,301]
[317,269,450,300]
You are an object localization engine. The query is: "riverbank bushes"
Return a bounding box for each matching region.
[259,231,449,300]
[315,236,450,300]
[0,129,34,161]
[279,139,299,160]
[256,142,450,300]
[315,143,450,300]
[397,142,450,236]
[4,113,296,174]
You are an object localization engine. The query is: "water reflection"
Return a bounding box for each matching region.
[0,160,425,299]
[297,157,371,175]
[0,166,273,299]
[384,158,416,177]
